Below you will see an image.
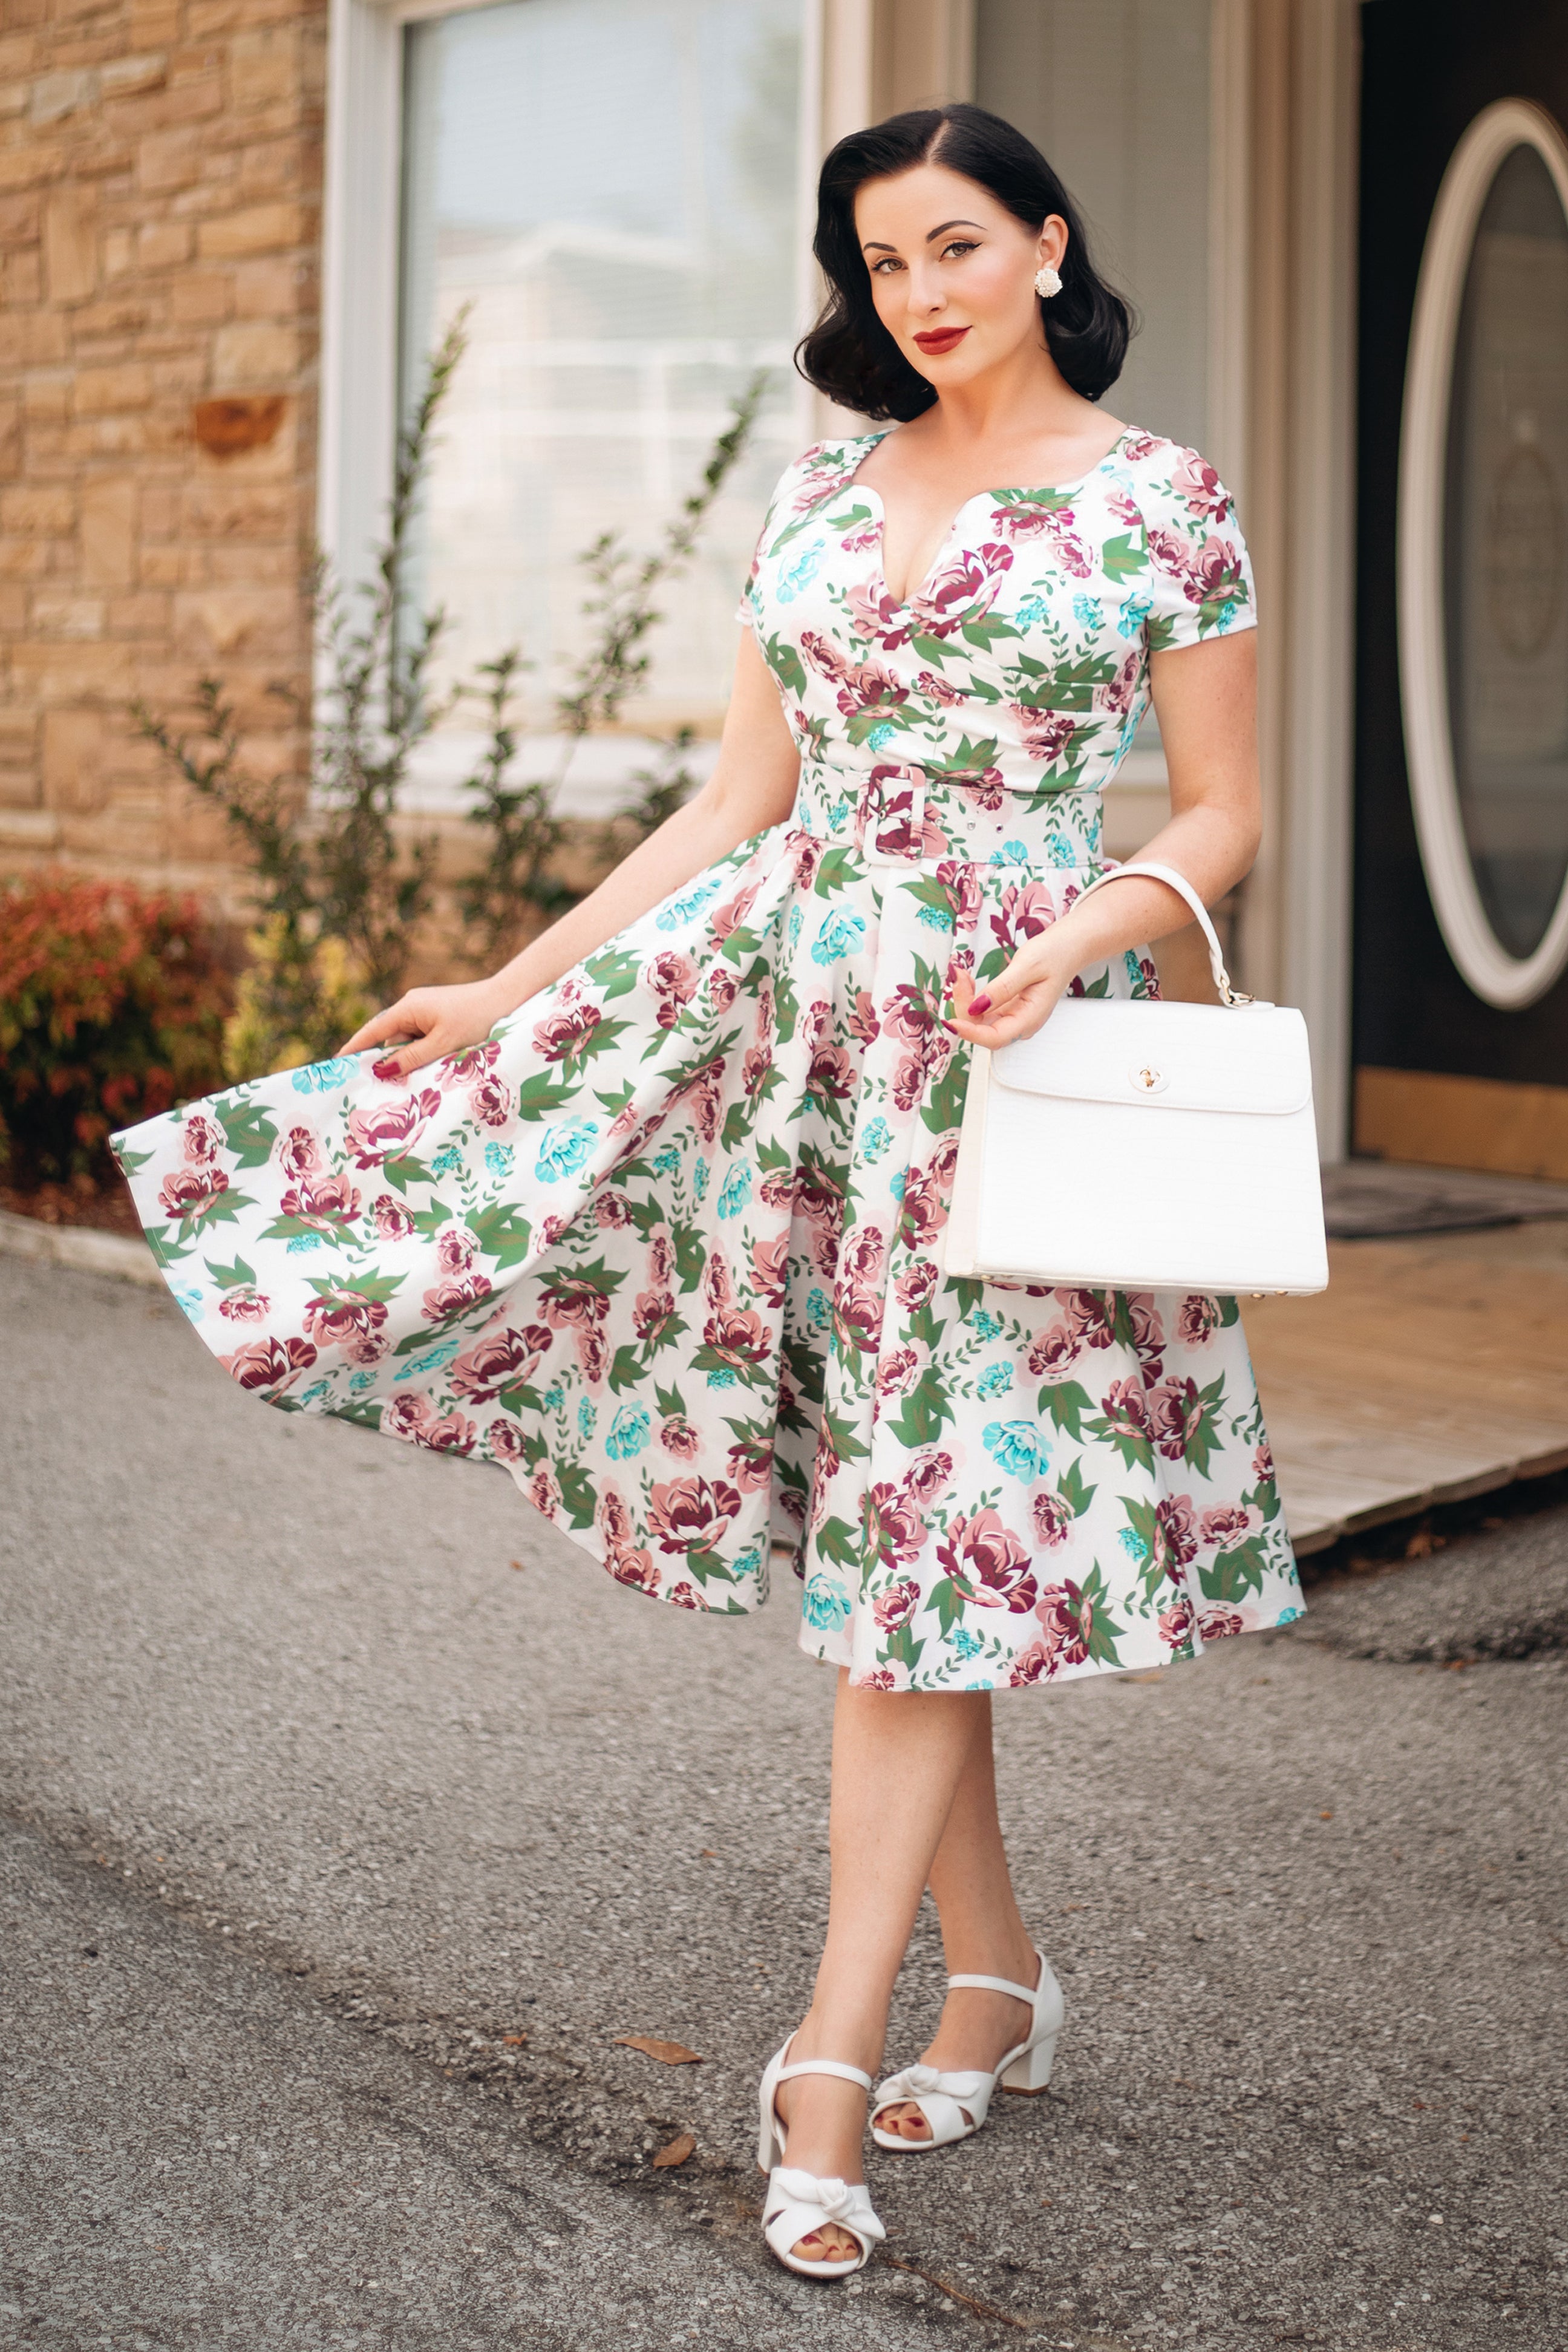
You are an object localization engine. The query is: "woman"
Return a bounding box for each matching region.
[114,104,1302,2281]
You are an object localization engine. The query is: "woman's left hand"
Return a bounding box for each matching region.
[947,944,1073,1045]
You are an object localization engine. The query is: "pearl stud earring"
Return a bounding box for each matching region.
[1034,264,1062,299]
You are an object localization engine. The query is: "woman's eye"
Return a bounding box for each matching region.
[872,257,904,274]
[941,240,978,260]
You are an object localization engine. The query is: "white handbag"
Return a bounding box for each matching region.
[943,861,1329,1296]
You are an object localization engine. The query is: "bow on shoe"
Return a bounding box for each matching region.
[881,2063,942,2098]
[769,2170,886,2242]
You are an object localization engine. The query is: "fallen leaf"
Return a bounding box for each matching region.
[1319,1809,1334,1820]
[509,1559,526,1572]
[501,2033,527,2047]
[699,1849,718,1859]
[613,2035,703,2065]
[652,2132,696,2169]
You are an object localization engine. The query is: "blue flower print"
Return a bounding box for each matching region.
[705,1365,737,1389]
[952,1627,984,1662]
[395,1337,462,1383]
[292,1057,354,1094]
[535,1119,599,1183]
[431,1144,463,1178]
[653,1143,681,1176]
[776,540,825,601]
[606,1403,651,1460]
[1014,593,1051,627]
[286,1232,322,1255]
[693,1157,710,1203]
[863,1117,891,1162]
[828,796,853,828]
[802,1572,851,1633]
[811,908,867,966]
[888,1169,907,1203]
[787,904,803,949]
[864,722,897,753]
[983,1420,1047,1478]
[916,903,954,932]
[578,1397,598,1441]
[299,1378,333,1406]
[972,1308,1002,1341]
[173,1282,204,1322]
[1117,591,1153,641]
[717,1163,751,1220]
[1072,593,1103,631]
[806,1287,831,1333]
[976,1361,1014,1399]
[542,1383,565,1411]
[1047,833,1081,869]
[655,873,724,932]
[348,1370,376,1393]
[1118,1524,1150,1563]
[484,1141,514,1178]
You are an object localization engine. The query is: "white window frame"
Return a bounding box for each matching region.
[1397,94,1568,1010]
[318,0,826,599]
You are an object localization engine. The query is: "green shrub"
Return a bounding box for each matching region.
[0,874,232,1183]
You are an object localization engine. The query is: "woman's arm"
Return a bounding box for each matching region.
[345,628,802,1077]
[949,627,1261,1043]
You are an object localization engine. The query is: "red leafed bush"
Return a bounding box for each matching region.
[0,874,232,1183]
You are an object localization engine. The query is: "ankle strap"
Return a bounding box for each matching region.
[776,2057,873,2091]
[947,1971,1036,2002]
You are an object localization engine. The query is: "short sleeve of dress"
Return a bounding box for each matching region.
[1137,443,1257,654]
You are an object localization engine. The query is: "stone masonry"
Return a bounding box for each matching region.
[0,0,327,918]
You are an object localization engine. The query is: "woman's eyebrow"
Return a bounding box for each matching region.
[926,218,984,240]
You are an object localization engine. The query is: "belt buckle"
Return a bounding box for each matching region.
[863,771,927,867]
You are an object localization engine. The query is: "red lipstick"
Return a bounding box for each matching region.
[913,325,970,354]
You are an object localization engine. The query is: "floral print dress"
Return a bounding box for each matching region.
[114,425,1303,1691]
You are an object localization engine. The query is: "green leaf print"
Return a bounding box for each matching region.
[557,1460,597,1530]
[464,1201,534,1267]
[307,1269,405,1303]
[1039,1379,1094,1439]
[1057,1458,1097,1519]
[685,1544,740,1588]
[845,704,916,747]
[175,1191,243,1235]
[1217,1295,1241,1328]
[811,846,860,898]
[719,1097,759,1156]
[1085,1411,1155,1474]
[958,613,1022,651]
[1074,1564,1125,1668]
[607,1344,647,1393]
[1078,971,1112,999]
[581,946,643,1001]
[217,1098,278,1169]
[691,1342,769,1390]
[670,1221,708,1292]
[1119,1495,1165,1604]
[377,1153,430,1196]
[1180,1376,1228,1482]
[881,1623,926,1675]
[884,1367,954,1449]
[114,1142,154,1175]
[924,733,1001,776]
[920,1050,971,1137]
[822,1404,871,1464]
[1198,1536,1267,1604]
[497,1380,549,1420]
[1099,531,1147,583]
[929,1575,965,1639]
[202,1253,256,1290]
[815,1516,863,1570]
[514,1071,581,1122]
[909,630,958,667]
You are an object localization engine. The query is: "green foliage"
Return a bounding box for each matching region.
[0,875,231,1181]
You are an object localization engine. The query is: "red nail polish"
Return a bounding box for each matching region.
[969,993,991,1016]
[371,1057,400,1080]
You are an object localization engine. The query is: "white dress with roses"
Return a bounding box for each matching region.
[114,426,1304,1690]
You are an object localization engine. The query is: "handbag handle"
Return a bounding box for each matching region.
[1074,859,1252,1007]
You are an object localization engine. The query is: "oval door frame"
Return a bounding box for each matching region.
[1397,95,1568,1009]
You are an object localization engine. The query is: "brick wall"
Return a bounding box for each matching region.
[0,0,327,918]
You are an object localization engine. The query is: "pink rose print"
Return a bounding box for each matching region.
[1171,450,1232,522]
[709,879,763,943]
[220,1334,316,1392]
[1122,431,1162,462]
[633,1287,677,1345]
[532,1004,601,1063]
[647,1227,676,1288]
[1067,1290,1119,1350]
[595,1191,633,1229]
[873,1579,921,1632]
[1198,1607,1246,1642]
[449,1322,553,1403]
[423,1410,477,1454]
[1253,1442,1277,1488]
[938,1509,1037,1614]
[895,1259,939,1314]
[1032,1491,1074,1549]
[217,1287,270,1323]
[1099,1378,1151,1445]
[906,541,1013,636]
[1012,707,1078,768]
[471,1076,514,1128]
[437,1224,477,1272]
[420,1272,492,1322]
[1158,1594,1196,1651]
[1037,1581,1093,1665]
[726,1433,774,1493]
[876,1343,926,1397]
[846,578,913,649]
[1093,647,1143,719]
[1200,1502,1253,1549]
[180,1111,225,1165]
[707,965,738,1011]
[529,1464,563,1517]
[750,1233,788,1309]
[345,1088,442,1170]
[866,1481,926,1567]
[277,1125,323,1182]
[1154,1496,1198,1579]
[665,1581,707,1611]
[440,1040,501,1083]
[279,1173,362,1227]
[1146,1377,1209,1463]
[660,1417,703,1461]
[158,1164,229,1222]
[1178,1293,1223,1347]
[991,878,1058,950]
[372,1194,414,1241]
[647,949,699,1029]
[486,1416,526,1465]
[903,1449,955,1509]
[648,1477,742,1556]
[301,1289,388,1366]
[1028,1324,1080,1379]
[383,1391,436,1443]
[543,1275,611,1331]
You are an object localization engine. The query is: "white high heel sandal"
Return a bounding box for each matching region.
[757,2037,886,2281]
[871,1945,1065,2152]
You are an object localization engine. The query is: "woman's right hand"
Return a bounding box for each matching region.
[341,978,517,1081]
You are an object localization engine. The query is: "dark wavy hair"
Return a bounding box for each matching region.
[797,103,1133,422]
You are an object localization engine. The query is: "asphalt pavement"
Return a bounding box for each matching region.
[1,1250,1564,2350]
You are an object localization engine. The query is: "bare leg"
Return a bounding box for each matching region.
[772,1671,983,2261]
[874,1694,1039,2143]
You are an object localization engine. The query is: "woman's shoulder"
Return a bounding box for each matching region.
[1107,429,1240,527]
[776,430,886,501]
